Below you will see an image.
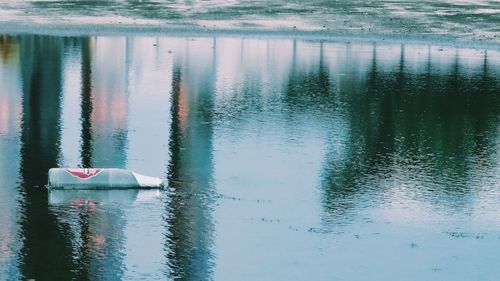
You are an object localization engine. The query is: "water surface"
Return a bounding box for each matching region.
[0,35,499,280]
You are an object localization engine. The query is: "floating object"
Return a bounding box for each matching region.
[47,168,163,190]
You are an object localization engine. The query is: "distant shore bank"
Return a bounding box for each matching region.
[1,22,499,51]
[1,0,498,49]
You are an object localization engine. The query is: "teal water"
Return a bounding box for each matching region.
[0,35,499,280]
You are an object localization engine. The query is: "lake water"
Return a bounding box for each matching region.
[0,35,499,280]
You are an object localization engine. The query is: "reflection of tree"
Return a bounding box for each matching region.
[284,41,333,116]
[320,43,398,219]
[73,37,129,280]
[18,35,76,280]
[47,37,128,281]
[320,44,500,221]
[15,35,132,280]
[80,37,93,168]
[165,38,216,280]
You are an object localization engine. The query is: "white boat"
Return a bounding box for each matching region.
[47,168,164,190]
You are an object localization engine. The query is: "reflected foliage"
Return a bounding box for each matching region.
[320,46,499,219]
[165,55,216,280]
[18,35,75,280]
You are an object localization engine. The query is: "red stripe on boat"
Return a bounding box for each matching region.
[65,168,103,179]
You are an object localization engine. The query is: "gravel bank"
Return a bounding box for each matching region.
[0,0,499,47]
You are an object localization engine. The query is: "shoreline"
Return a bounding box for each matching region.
[1,22,499,51]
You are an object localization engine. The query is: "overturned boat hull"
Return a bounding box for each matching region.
[47,168,163,190]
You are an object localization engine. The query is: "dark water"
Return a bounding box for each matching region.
[0,35,499,280]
